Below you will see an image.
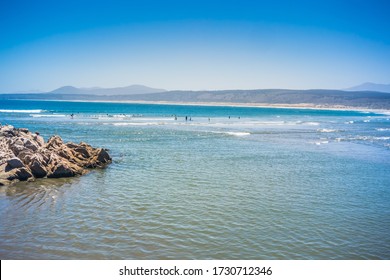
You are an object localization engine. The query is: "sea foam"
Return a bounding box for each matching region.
[317,129,339,133]
[225,132,251,137]
[30,114,66,118]
[0,109,45,113]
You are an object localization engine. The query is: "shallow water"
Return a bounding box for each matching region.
[0,100,390,259]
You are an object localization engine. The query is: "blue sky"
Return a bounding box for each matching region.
[0,0,389,92]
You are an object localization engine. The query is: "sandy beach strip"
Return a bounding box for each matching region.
[31,98,390,114]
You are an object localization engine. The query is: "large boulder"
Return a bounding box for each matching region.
[6,167,33,181]
[23,138,39,151]
[33,135,45,147]
[9,143,26,156]
[6,157,25,169]
[29,157,48,178]
[47,163,75,178]
[98,149,111,163]
[46,135,63,150]
[74,144,91,158]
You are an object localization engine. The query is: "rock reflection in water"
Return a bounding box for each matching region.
[1,177,80,211]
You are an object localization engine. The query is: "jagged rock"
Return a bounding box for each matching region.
[29,158,47,178]
[6,157,25,169]
[0,179,9,186]
[57,145,74,160]
[24,139,39,151]
[65,143,78,149]
[7,167,33,181]
[0,125,15,137]
[33,135,45,146]
[0,151,14,165]
[97,149,111,164]
[14,138,24,146]
[10,143,26,156]
[74,144,91,158]
[17,150,34,165]
[47,163,75,178]
[0,125,112,186]
[46,136,63,149]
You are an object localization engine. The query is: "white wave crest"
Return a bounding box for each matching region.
[211,131,251,137]
[225,132,251,137]
[108,122,163,126]
[317,129,338,133]
[315,140,329,145]
[339,136,390,142]
[0,109,45,113]
[303,122,320,126]
[30,114,66,118]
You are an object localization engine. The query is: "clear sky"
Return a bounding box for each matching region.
[0,0,389,92]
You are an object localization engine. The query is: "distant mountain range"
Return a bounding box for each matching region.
[345,82,390,93]
[1,83,390,109]
[50,85,166,95]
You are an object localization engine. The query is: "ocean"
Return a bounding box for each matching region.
[0,99,389,259]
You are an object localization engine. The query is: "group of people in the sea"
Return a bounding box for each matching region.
[68,113,240,122]
[173,115,240,122]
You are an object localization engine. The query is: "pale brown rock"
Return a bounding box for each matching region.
[0,125,112,186]
[17,150,34,165]
[34,135,45,147]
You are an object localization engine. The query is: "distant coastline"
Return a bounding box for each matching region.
[84,99,386,112]
[4,97,389,115]
[2,87,390,111]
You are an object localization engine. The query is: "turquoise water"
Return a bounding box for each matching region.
[1,100,390,259]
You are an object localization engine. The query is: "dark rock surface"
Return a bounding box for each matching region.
[0,125,111,186]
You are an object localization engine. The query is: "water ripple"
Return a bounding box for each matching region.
[1,109,390,259]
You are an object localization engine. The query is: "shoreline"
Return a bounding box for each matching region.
[17,98,390,114]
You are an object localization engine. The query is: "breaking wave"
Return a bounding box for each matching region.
[0,109,45,113]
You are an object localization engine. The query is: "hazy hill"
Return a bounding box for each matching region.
[50,85,166,95]
[118,89,390,108]
[346,82,390,93]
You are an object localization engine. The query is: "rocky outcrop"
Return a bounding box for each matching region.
[0,125,112,186]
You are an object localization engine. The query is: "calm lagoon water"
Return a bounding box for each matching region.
[0,100,390,259]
